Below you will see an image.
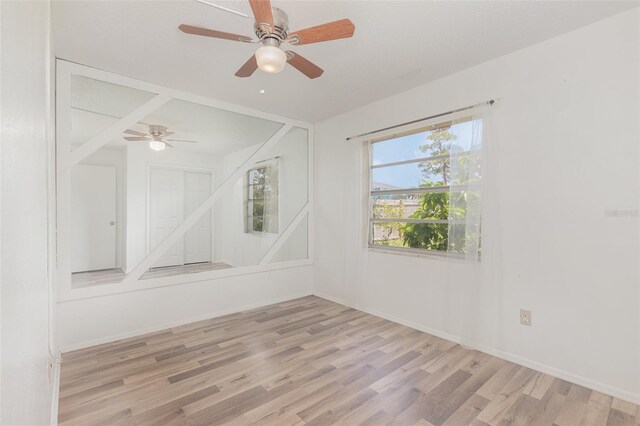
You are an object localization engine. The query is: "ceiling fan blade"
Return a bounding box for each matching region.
[166,139,198,143]
[164,142,175,148]
[123,129,147,137]
[124,136,150,141]
[163,131,175,137]
[286,51,324,79]
[178,24,254,43]
[288,19,355,45]
[235,55,258,77]
[248,0,274,33]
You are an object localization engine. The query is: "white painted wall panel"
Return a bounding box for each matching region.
[0,1,55,424]
[56,266,313,350]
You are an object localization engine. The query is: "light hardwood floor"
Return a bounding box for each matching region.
[58,296,640,425]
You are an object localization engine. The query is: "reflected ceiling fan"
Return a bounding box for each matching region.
[179,0,355,79]
[123,125,197,152]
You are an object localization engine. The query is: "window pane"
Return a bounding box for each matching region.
[371,121,481,166]
[250,168,266,185]
[371,160,449,191]
[372,193,421,220]
[373,192,450,220]
[252,200,264,217]
[370,221,409,248]
[249,184,265,200]
[402,222,450,251]
[372,130,453,165]
[449,152,481,185]
[370,221,449,252]
[371,221,450,252]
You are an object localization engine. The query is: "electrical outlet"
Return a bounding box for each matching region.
[520,309,532,326]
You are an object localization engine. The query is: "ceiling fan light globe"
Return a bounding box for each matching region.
[149,140,166,151]
[255,45,287,73]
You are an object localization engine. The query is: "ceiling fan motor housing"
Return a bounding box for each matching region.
[255,7,289,44]
[149,124,168,137]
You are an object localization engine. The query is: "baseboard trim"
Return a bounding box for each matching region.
[312,292,640,406]
[59,291,313,353]
[311,291,349,307]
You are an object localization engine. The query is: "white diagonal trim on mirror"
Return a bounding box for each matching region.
[258,206,309,265]
[122,123,293,284]
[68,94,171,166]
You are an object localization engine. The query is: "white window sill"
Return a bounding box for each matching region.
[245,231,279,237]
[367,245,476,263]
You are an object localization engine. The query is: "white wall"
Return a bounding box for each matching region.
[1,0,56,424]
[314,9,640,403]
[57,265,312,350]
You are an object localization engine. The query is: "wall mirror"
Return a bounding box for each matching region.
[57,61,312,299]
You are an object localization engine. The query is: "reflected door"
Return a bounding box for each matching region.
[149,168,212,268]
[184,171,212,264]
[71,165,117,272]
[149,168,185,268]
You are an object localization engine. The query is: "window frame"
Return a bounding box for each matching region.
[366,117,479,257]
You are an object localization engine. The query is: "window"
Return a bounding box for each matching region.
[368,117,483,258]
[246,163,278,233]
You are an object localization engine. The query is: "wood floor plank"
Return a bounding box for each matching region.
[607,408,636,426]
[581,402,613,426]
[58,296,639,426]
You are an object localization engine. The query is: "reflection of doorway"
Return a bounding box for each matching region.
[71,164,117,272]
[149,168,212,268]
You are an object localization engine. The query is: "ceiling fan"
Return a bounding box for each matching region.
[179,0,355,79]
[123,125,197,151]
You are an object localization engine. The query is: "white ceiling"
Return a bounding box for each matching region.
[53,0,637,122]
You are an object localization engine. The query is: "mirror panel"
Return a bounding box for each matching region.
[267,214,309,264]
[147,126,309,276]
[67,73,308,289]
[70,75,157,150]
